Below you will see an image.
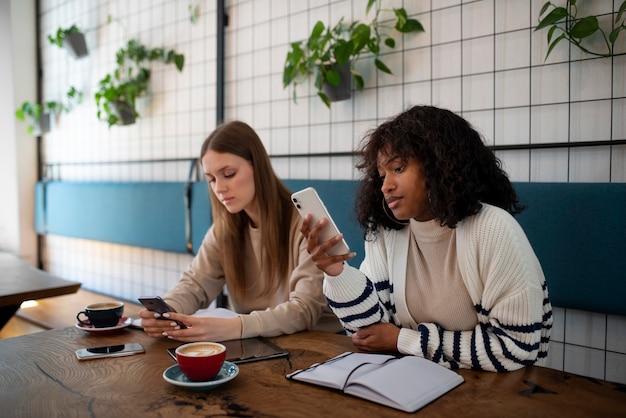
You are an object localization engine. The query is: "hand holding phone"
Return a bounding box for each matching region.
[138,296,187,329]
[291,187,350,256]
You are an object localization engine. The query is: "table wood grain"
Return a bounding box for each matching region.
[0,327,624,417]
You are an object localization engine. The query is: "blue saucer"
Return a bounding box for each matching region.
[163,361,239,390]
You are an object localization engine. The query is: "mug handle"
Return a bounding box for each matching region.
[76,311,91,326]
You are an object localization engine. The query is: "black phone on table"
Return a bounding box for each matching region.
[291,187,350,256]
[138,296,187,329]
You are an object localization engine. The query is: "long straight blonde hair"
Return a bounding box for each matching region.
[200,121,296,299]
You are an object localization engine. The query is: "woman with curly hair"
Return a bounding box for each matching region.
[140,121,342,342]
[301,105,552,372]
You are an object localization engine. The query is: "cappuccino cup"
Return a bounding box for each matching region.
[76,301,124,328]
[175,342,227,381]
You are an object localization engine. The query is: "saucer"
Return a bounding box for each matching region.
[163,361,239,390]
[75,316,132,334]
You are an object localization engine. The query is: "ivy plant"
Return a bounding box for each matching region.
[15,87,83,135]
[283,0,424,107]
[94,39,185,127]
[535,0,626,59]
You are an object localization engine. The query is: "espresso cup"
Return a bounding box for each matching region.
[175,342,227,381]
[76,301,124,328]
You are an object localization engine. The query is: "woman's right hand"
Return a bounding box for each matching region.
[300,214,355,276]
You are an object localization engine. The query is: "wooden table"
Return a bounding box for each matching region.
[0,253,81,329]
[1,327,624,418]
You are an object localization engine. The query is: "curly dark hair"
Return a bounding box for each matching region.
[355,105,524,236]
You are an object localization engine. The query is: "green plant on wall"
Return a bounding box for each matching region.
[535,0,626,59]
[282,0,424,107]
[15,87,83,135]
[95,39,184,127]
[47,24,89,58]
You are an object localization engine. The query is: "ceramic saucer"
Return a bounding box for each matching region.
[163,361,239,390]
[75,316,132,334]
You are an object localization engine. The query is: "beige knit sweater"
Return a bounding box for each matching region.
[164,214,342,338]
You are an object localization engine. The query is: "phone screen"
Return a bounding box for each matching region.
[76,343,145,360]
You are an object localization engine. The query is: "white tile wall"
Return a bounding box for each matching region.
[36,0,625,384]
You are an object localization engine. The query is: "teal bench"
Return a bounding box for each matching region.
[34,180,626,316]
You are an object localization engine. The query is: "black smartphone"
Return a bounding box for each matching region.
[76,343,145,360]
[138,296,187,329]
[167,337,289,364]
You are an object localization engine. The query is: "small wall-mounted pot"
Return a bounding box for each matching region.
[321,62,352,102]
[63,32,88,58]
[111,100,136,125]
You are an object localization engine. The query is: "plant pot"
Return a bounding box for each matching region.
[63,32,88,58]
[111,100,136,125]
[322,62,352,102]
[26,112,52,136]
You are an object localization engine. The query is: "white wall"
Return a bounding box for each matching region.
[0,0,38,264]
[12,0,626,383]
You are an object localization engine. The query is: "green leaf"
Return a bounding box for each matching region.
[393,9,424,33]
[350,23,371,54]
[535,7,568,31]
[309,21,325,44]
[317,92,331,108]
[385,38,395,48]
[352,72,364,90]
[374,58,392,74]
[398,18,424,34]
[538,2,552,18]
[326,69,341,86]
[569,16,599,39]
[609,27,623,44]
[547,25,558,43]
[365,0,376,16]
[617,0,626,23]
[174,54,184,71]
[545,33,566,59]
[334,40,353,65]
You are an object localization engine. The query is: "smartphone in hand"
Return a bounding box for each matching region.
[291,187,350,256]
[138,296,187,329]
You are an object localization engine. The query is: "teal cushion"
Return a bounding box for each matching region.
[514,182,626,316]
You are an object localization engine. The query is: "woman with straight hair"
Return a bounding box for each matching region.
[140,121,341,341]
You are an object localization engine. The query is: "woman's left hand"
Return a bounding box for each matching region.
[158,312,242,342]
[351,323,400,352]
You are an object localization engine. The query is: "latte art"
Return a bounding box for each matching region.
[180,344,223,357]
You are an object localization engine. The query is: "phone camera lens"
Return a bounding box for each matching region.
[296,204,301,209]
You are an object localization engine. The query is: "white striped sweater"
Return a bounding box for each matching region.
[323,204,552,372]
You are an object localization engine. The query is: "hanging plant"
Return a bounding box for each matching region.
[94,39,185,128]
[47,24,89,58]
[15,87,83,135]
[282,0,424,107]
[535,0,626,59]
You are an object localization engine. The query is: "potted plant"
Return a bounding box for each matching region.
[282,0,424,107]
[535,0,626,59]
[48,25,89,58]
[15,87,83,135]
[94,39,185,128]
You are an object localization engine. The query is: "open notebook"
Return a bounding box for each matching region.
[286,352,464,413]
